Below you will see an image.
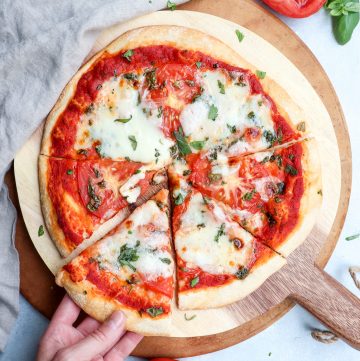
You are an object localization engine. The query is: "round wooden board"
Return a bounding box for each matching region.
[11,0,351,357]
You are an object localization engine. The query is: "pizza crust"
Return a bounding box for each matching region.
[178,247,286,310]
[41,25,308,156]
[56,270,171,336]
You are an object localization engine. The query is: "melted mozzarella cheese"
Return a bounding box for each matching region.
[75,77,174,165]
[253,176,281,202]
[176,192,254,275]
[95,198,173,282]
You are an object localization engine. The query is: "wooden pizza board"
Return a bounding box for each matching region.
[9,0,359,357]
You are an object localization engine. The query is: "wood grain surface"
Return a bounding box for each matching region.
[10,0,355,357]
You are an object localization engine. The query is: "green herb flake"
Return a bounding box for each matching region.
[217,80,225,94]
[160,258,171,264]
[190,140,206,150]
[214,223,225,242]
[247,111,255,120]
[296,121,306,132]
[208,104,218,121]
[242,189,256,201]
[128,135,137,151]
[123,73,137,80]
[174,193,184,205]
[208,173,222,183]
[145,69,157,89]
[157,106,163,118]
[227,124,236,134]
[173,128,192,156]
[66,169,73,175]
[167,0,176,11]
[190,276,199,288]
[274,196,282,203]
[235,267,249,280]
[122,49,134,61]
[195,61,202,69]
[285,164,298,176]
[317,189,323,196]
[38,225,45,237]
[235,29,245,42]
[114,115,132,123]
[345,233,360,241]
[256,70,266,79]
[269,352,272,357]
[95,144,103,158]
[118,244,139,272]
[184,313,197,321]
[146,307,164,318]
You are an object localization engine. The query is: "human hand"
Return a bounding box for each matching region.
[37,295,143,361]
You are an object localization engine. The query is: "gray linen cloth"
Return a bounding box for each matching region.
[0,0,187,350]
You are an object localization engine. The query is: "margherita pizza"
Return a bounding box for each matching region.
[39,26,322,334]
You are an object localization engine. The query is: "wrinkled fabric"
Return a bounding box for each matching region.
[0,0,186,350]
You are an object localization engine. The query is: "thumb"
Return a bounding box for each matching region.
[54,311,126,361]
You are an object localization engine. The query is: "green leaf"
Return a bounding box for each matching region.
[345,233,360,241]
[256,70,266,79]
[173,128,192,156]
[167,0,176,11]
[128,135,137,151]
[118,244,139,272]
[217,80,225,94]
[190,140,206,150]
[160,257,171,264]
[296,121,306,132]
[122,49,133,61]
[114,115,132,123]
[235,267,249,280]
[66,169,73,175]
[208,104,218,121]
[208,173,222,183]
[190,276,199,288]
[174,193,184,205]
[38,225,45,237]
[242,189,256,201]
[184,313,197,321]
[227,124,237,134]
[285,164,298,176]
[195,61,202,69]
[235,29,244,42]
[146,307,164,318]
[214,223,225,242]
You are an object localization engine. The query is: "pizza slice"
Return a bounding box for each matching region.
[170,176,285,310]
[39,156,167,256]
[56,189,174,335]
[177,139,322,256]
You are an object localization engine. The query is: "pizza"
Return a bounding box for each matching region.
[56,189,174,335]
[38,26,322,335]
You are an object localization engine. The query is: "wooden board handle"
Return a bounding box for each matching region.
[289,265,360,349]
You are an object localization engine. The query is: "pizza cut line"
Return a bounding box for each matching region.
[38,26,322,336]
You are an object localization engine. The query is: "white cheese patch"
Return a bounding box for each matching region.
[74,76,174,165]
[252,176,281,202]
[176,192,254,275]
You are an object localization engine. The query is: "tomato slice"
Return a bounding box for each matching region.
[77,160,141,219]
[262,0,326,18]
[141,275,173,298]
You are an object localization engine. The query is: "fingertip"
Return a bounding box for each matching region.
[106,311,126,329]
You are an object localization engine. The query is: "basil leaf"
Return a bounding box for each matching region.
[242,189,256,201]
[214,223,225,242]
[184,313,197,321]
[122,49,133,61]
[173,128,192,156]
[190,276,199,288]
[114,115,132,123]
[296,121,306,132]
[118,244,139,272]
[256,70,266,79]
[227,124,236,134]
[235,29,245,42]
[146,307,164,318]
[235,267,249,280]
[38,225,44,237]
[66,169,73,175]
[160,258,171,264]
[167,0,176,11]
[345,233,360,241]
[190,140,206,150]
[174,193,184,205]
[285,164,298,176]
[217,80,225,94]
[208,104,218,121]
[195,61,202,69]
[128,135,137,151]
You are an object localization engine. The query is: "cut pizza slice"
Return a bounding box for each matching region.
[178,138,322,256]
[170,182,285,310]
[39,155,167,256]
[56,189,174,335]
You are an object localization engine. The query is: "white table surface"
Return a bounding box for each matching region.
[1,6,359,361]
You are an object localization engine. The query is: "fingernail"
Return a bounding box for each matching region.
[107,311,124,329]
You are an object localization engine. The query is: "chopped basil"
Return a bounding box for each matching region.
[227,124,236,134]
[154,148,160,163]
[114,115,132,123]
[235,29,245,42]
[77,149,88,156]
[122,49,134,61]
[235,267,249,280]
[167,0,176,10]
[160,257,171,264]
[146,307,164,318]
[38,225,44,237]
[296,121,306,132]
[128,230,133,234]
[190,140,206,150]
[197,223,206,229]
[125,156,130,161]
[96,84,102,90]
[128,135,137,151]
[217,80,225,94]
[345,234,360,241]
[275,154,283,168]
[288,153,295,161]
[277,182,285,195]
[263,130,276,146]
[195,61,202,69]
[95,144,103,157]
[87,181,102,212]
[274,196,282,203]
[173,80,181,88]
[208,173,222,183]
[208,104,218,121]
[190,276,199,288]
[317,189,323,196]
[185,80,195,87]
[118,244,139,272]
[183,169,191,176]
[256,70,266,79]
[247,111,255,120]
[144,69,157,89]
[285,164,298,176]
[174,193,184,205]
[85,103,94,114]
[66,169,73,175]
[93,168,101,178]
[214,223,225,242]
[157,106,163,118]
[242,189,256,201]
[123,73,137,80]
[173,128,192,156]
[184,313,197,321]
